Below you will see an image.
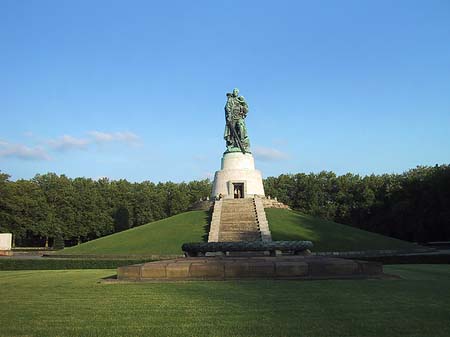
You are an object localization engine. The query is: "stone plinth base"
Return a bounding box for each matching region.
[0,233,12,251]
[211,152,264,198]
[0,250,13,256]
[117,256,383,281]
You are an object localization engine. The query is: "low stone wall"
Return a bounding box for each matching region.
[207,200,222,242]
[262,199,290,209]
[254,197,272,241]
[117,256,383,281]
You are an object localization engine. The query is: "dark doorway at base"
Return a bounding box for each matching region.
[233,183,244,199]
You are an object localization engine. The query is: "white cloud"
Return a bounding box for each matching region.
[48,135,90,151]
[47,131,141,152]
[115,131,140,143]
[253,146,290,162]
[88,131,114,142]
[0,141,51,161]
[1,130,142,161]
[88,131,140,145]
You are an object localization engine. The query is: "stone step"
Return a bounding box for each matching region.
[221,208,256,213]
[222,204,254,207]
[219,229,260,234]
[221,214,256,217]
[221,222,258,226]
[221,211,256,216]
[219,229,259,234]
[220,220,258,225]
[222,206,255,212]
[221,220,257,224]
[218,237,261,243]
[220,225,259,231]
[218,232,261,242]
[221,217,257,222]
[220,229,259,234]
[221,211,256,215]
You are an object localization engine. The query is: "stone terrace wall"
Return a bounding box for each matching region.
[262,198,290,209]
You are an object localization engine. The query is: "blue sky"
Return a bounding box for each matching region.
[1,0,449,182]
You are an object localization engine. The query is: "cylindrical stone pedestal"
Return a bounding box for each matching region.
[211,152,265,199]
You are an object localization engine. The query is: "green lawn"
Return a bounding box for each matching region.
[0,265,449,337]
[60,210,209,256]
[267,208,416,251]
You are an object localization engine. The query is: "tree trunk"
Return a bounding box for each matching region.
[45,236,49,249]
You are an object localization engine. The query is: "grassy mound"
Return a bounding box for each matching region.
[60,208,416,257]
[266,208,416,251]
[60,211,209,256]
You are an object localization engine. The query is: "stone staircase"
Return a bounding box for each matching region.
[218,199,261,242]
[208,197,272,243]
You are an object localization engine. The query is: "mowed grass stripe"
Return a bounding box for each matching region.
[0,266,450,337]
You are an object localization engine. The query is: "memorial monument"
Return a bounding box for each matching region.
[116,88,383,281]
[211,88,264,199]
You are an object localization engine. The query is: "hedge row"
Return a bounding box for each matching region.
[348,254,450,265]
[0,258,152,270]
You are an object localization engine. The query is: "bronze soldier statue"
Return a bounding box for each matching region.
[224,88,251,153]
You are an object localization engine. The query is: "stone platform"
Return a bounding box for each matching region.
[117,255,383,281]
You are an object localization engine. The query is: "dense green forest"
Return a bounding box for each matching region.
[1,165,449,247]
[265,165,450,243]
[0,172,211,247]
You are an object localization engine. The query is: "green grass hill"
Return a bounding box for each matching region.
[60,211,209,256]
[266,208,416,252]
[60,208,416,256]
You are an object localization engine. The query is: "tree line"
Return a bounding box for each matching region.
[0,172,211,247]
[1,165,449,247]
[264,165,450,243]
